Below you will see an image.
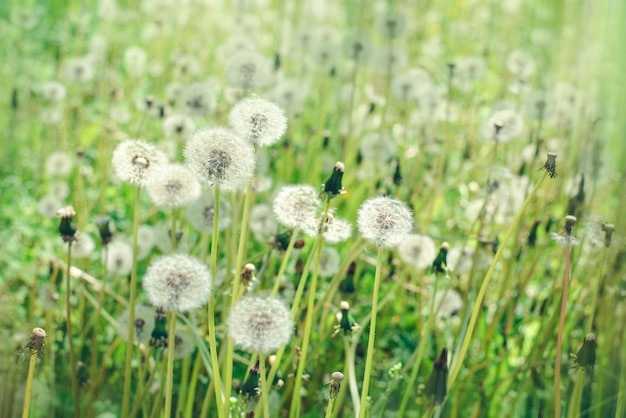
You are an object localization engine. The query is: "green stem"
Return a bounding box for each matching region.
[358,246,384,418]
[224,180,253,414]
[22,349,40,418]
[122,185,141,418]
[448,171,548,389]
[345,335,360,418]
[271,228,300,296]
[259,354,271,418]
[164,312,177,418]
[554,243,572,418]
[65,242,80,418]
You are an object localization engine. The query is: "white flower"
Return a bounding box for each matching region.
[142,254,211,312]
[273,185,321,237]
[227,296,293,354]
[184,127,255,192]
[229,97,287,147]
[146,164,201,209]
[357,196,413,248]
[111,140,167,186]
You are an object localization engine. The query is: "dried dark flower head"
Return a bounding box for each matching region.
[425,348,448,405]
[150,308,168,349]
[321,161,346,199]
[540,152,558,178]
[551,215,579,246]
[95,215,114,245]
[329,371,344,400]
[431,242,449,275]
[57,205,77,243]
[24,327,47,353]
[572,333,596,372]
[602,223,615,247]
[241,263,257,291]
[240,360,260,400]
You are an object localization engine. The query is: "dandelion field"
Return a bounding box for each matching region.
[1,0,625,417]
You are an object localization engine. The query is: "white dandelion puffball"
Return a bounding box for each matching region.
[225,50,273,89]
[397,234,437,270]
[143,254,211,312]
[227,296,293,354]
[104,240,133,277]
[45,151,74,177]
[184,127,255,192]
[357,196,414,248]
[146,164,201,209]
[322,216,353,244]
[112,140,167,186]
[482,109,524,142]
[229,97,287,147]
[272,185,322,237]
[116,305,156,344]
[186,191,233,233]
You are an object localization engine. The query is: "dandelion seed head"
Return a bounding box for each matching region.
[186,191,232,233]
[397,234,437,270]
[506,49,537,78]
[273,185,321,237]
[124,46,147,77]
[322,215,353,244]
[45,151,74,177]
[142,254,211,312]
[482,109,524,142]
[357,196,413,248]
[178,82,216,118]
[112,140,167,186]
[72,232,96,259]
[318,247,341,278]
[250,203,278,242]
[225,50,273,89]
[227,296,293,354]
[117,305,155,344]
[374,9,407,39]
[104,240,133,277]
[63,56,95,84]
[173,328,197,359]
[229,97,287,147]
[162,113,195,141]
[39,81,67,102]
[184,127,255,191]
[146,164,201,209]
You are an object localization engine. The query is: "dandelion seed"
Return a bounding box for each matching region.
[357,196,413,249]
[273,185,321,237]
[111,140,167,186]
[229,97,287,147]
[397,234,437,270]
[45,151,74,177]
[184,127,255,191]
[142,254,211,312]
[146,164,201,209]
[227,296,293,354]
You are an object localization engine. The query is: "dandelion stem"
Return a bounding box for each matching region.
[554,241,572,418]
[344,335,360,418]
[271,228,299,296]
[358,246,384,418]
[259,353,271,418]
[448,170,548,389]
[122,185,141,418]
[224,180,254,414]
[65,242,80,418]
[22,343,43,418]
[164,311,177,418]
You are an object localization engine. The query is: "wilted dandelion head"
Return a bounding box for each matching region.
[146,164,201,209]
[45,151,74,177]
[225,50,273,89]
[186,191,232,233]
[142,254,211,312]
[229,97,287,147]
[111,140,167,186]
[482,109,524,142]
[116,305,156,344]
[104,240,133,277]
[227,296,293,354]
[184,127,255,191]
[273,185,321,237]
[357,196,413,248]
[163,114,196,140]
[397,234,437,270]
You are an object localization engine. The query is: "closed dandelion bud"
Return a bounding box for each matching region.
[357,196,413,249]
[143,255,211,312]
[240,360,260,400]
[229,97,287,147]
[241,263,257,291]
[425,348,448,405]
[329,371,344,400]
[146,164,201,209]
[393,158,402,185]
[540,152,558,178]
[321,161,346,199]
[227,296,294,354]
[335,300,359,336]
[184,127,255,192]
[273,185,322,237]
[574,333,596,372]
[57,206,77,243]
[150,308,168,349]
[397,234,437,270]
[111,140,167,186]
[431,242,449,274]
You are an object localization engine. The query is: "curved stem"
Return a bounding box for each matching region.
[358,246,384,418]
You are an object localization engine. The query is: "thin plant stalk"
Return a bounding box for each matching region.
[271,228,300,296]
[207,185,225,418]
[164,311,177,418]
[259,353,271,418]
[224,180,253,414]
[398,273,441,416]
[22,331,46,418]
[554,240,573,418]
[448,170,548,388]
[357,246,384,418]
[65,242,80,418]
[345,335,360,418]
[122,185,141,418]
